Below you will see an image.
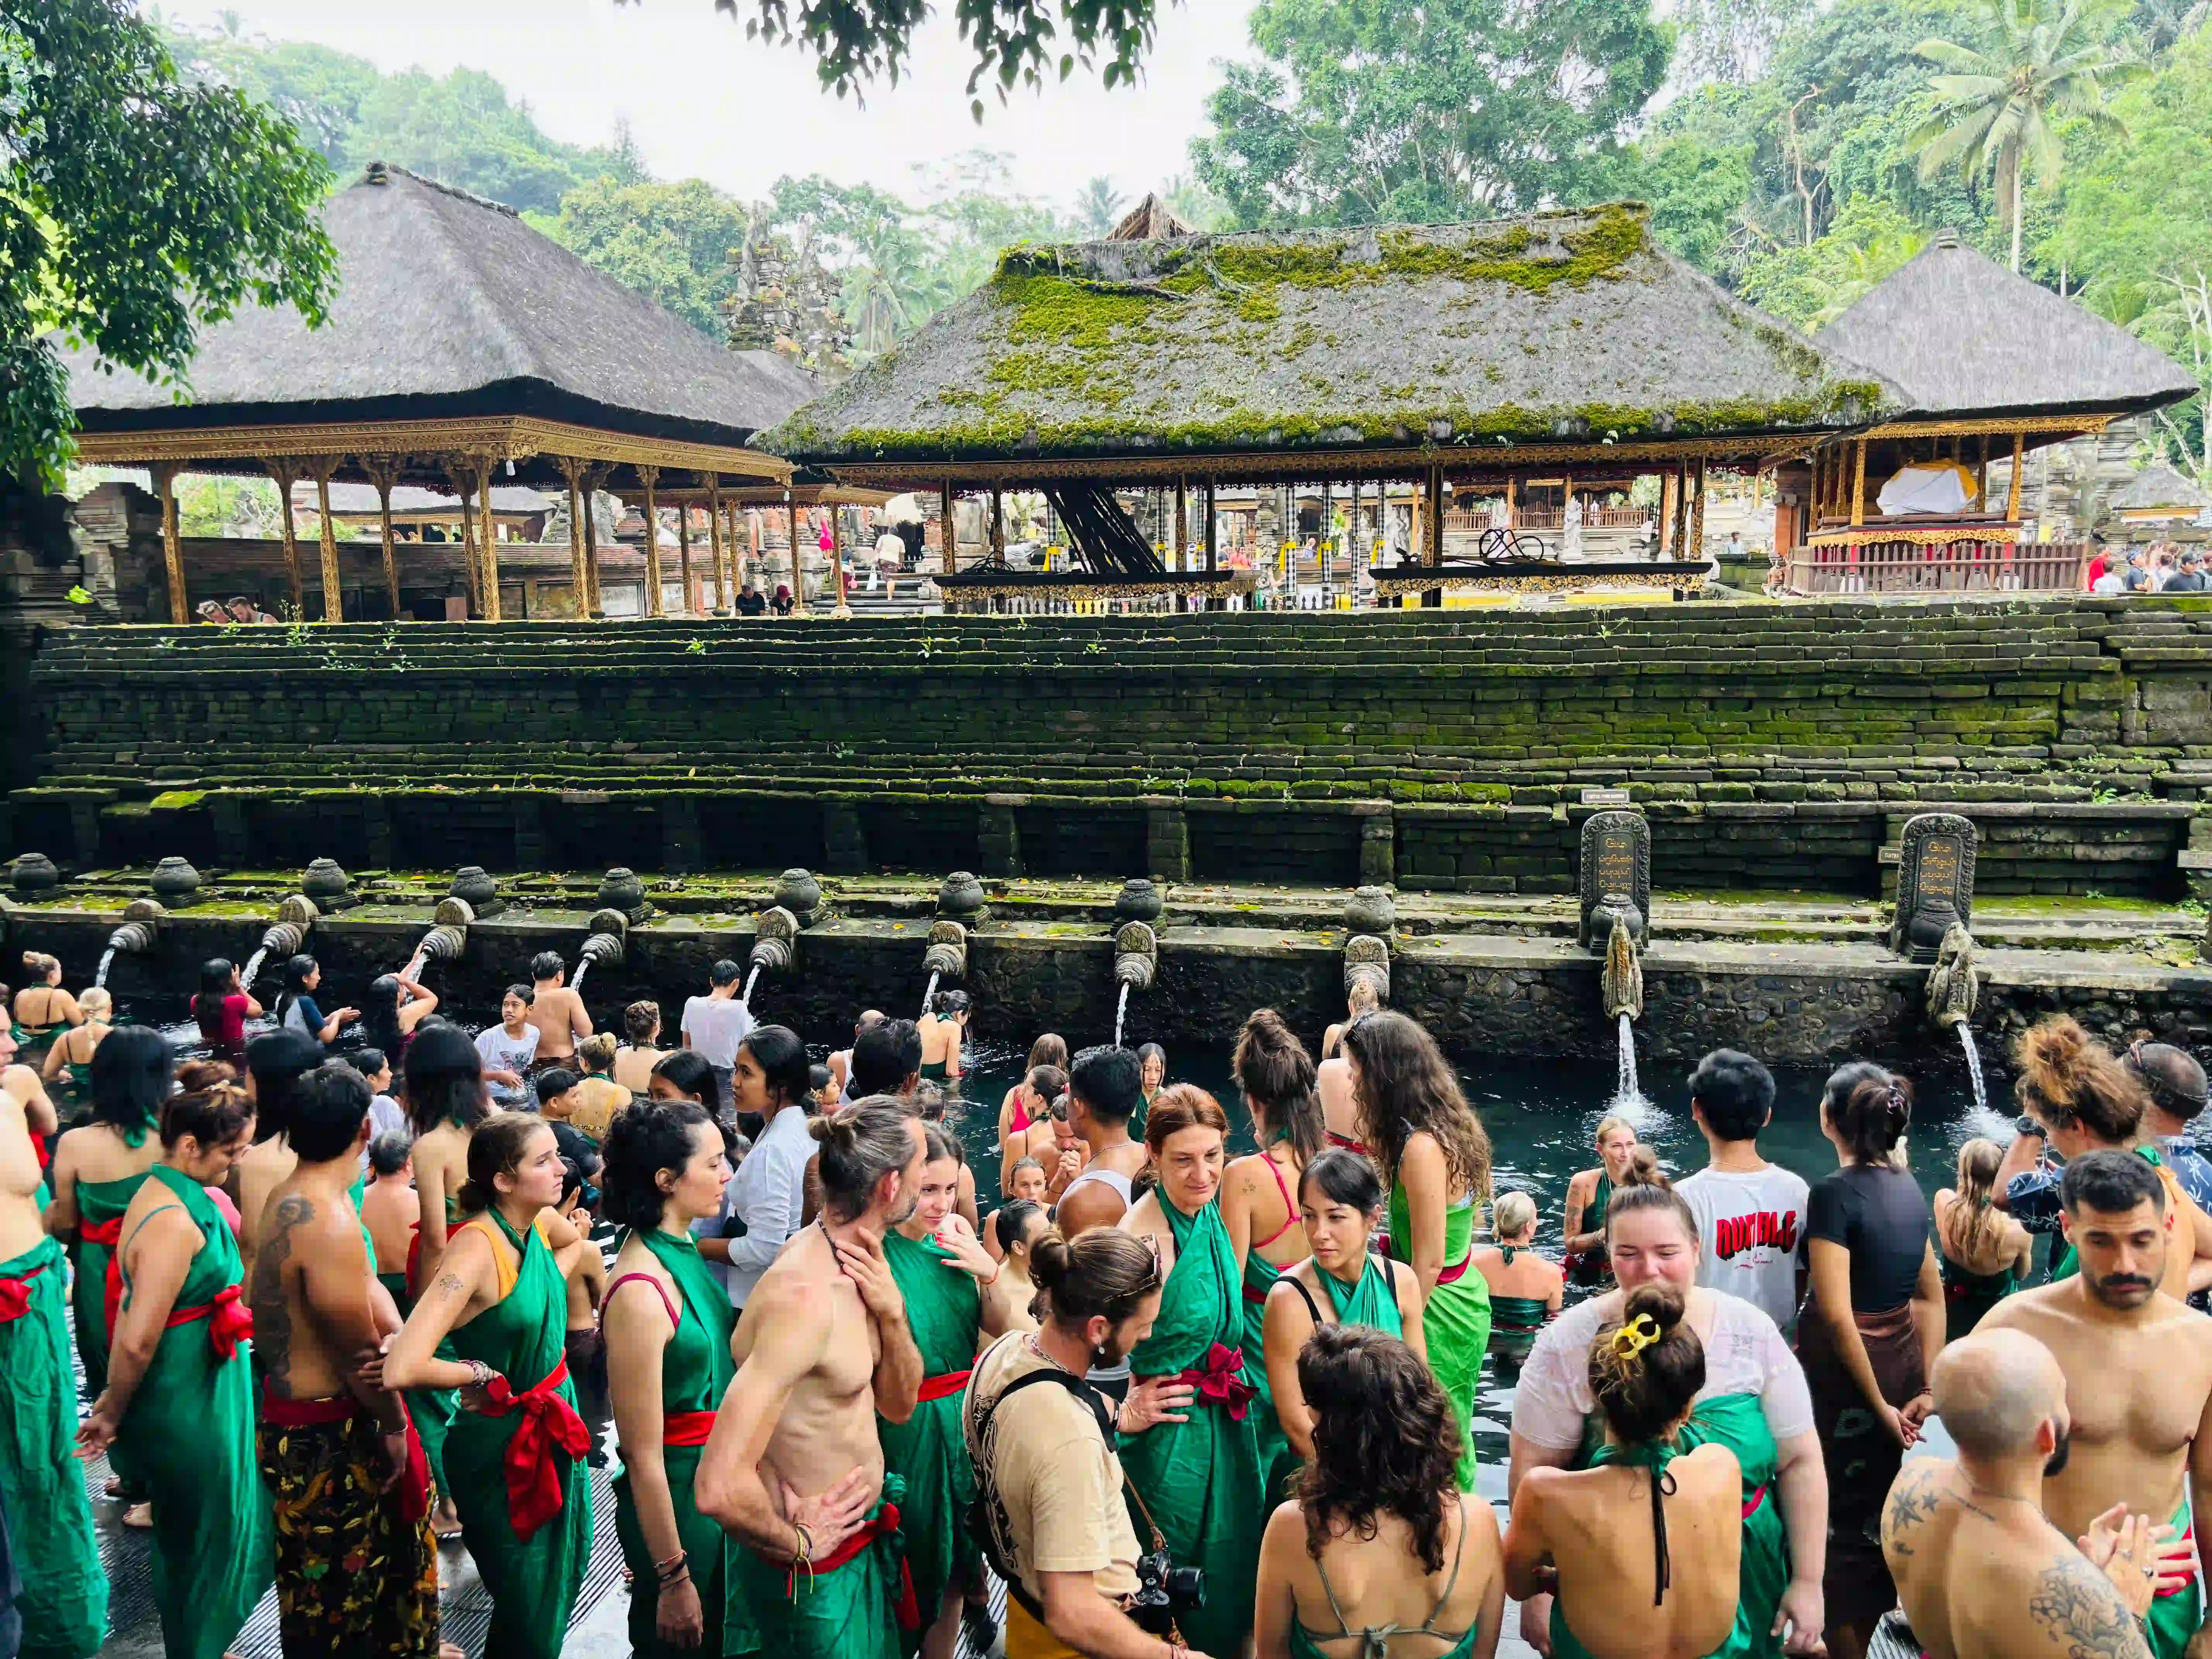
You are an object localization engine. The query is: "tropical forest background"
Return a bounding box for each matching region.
[164,0,2212,482]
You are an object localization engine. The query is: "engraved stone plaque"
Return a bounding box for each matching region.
[1889,813,1976,962]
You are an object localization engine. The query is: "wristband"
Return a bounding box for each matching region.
[2014,1115,2043,1139]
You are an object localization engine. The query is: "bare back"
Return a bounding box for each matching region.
[361,1176,420,1278]
[1527,1444,1741,1659]
[1933,1190,2029,1277]
[612,1046,661,1096]
[249,1171,373,1402]
[410,1120,472,1260]
[1317,1056,1360,1146]
[532,987,588,1060]
[1265,1495,1502,1659]
[730,1224,885,1505]
[1980,1281,2212,1537]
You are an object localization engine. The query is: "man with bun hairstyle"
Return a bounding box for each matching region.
[1981,1149,2212,1659]
[964,1223,1218,1659]
[1884,1326,2189,1659]
[699,1096,927,1659]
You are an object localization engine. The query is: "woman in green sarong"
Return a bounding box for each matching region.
[37,986,111,1122]
[1223,1009,1325,1499]
[601,1096,752,1658]
[1504,1283,1750,1659]
[1562,1115,1642,1288]
[1340,1012,1494,1491]
[883,1125,1022,1659]
[1934,1139,2031,1336]
[1508,1180,1827,1659]
[1118,1085,1267,1659]
[9,955,80,1074]
[1252,1324,1504,1659]
[0,1065,106,1659]
[1471,1191,1565,1373]
[1261,1148,1426,1502]
[383,1110,597,1659]
[78,1078,270,1659]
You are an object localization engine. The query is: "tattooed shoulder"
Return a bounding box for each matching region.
[1881,1460,1945,1557]
[2027,1554,2152,1659]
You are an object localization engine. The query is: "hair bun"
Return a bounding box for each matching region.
[1027,1228,1072,1290]
[2018,1015,2090,1095]
[808,1113,857,1151]
[1621,1280,1688,1340]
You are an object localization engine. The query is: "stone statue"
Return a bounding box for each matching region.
[1926,922,1980,1030]
[1602,913,1644,1022]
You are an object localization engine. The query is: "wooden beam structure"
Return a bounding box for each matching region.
[638,465,664,618]
[151,462,187,624]
[704,476,726,613]
[361,455,403,615]
[265,457,307,619]
[311,459,345,623]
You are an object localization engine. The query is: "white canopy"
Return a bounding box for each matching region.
[1876,462,1976,517]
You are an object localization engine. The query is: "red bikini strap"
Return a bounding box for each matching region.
[603,1272,680,1332]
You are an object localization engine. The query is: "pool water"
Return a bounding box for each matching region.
[120,993,2010,1501]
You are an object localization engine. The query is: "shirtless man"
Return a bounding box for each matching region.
[248,1065,447,1657]
[827,1010,886,1102]
[1980,1150,2212,1659]
[1054,1046,1153,1405]
[698,1097,926,1659]
[233,1028,325,1288]
[1884,1327,2190,1659]
[528,951,592,1069]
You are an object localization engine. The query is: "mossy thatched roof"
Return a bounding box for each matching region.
[766,203,1902,474]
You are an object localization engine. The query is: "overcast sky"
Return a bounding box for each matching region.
[157,0,1261,210]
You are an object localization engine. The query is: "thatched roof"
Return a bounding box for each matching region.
[765,203,1901,475]
[1112,194,1193,240]
[1818,233,2197,422]
[2111,462,2209,512]
[59,164,811,450]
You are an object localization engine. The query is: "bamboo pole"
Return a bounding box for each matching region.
[152,462,187,623]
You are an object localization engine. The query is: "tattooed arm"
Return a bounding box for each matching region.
[2026,1554,2153,1659]
[1880,1459,1946,1569]
[377,1225,497,1394]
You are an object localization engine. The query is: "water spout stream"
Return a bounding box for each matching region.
[1115,982,1132,1050]
[1612,1011,1645,1109]
[570,958,589,996]
[1958,1022,1987,1114]
[920,970,940,1023]
[241,946,271,990]
[744,963,763,1005]
[94,947,116,990]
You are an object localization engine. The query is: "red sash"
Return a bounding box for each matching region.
[1743,1484,1767,1520]
[661,1410,716,1448]
[258,1393,433,1522]
[33,1135,48,1172]
[476,1355,590,1540]
[167,1283,254,1362]
[1436,1254,1472,1287]
[1240,1283,1269,1304]
[916,1369,971,1404]
[0,1261,47,1323]
[80,1215,124,1248]
[1149,1341,1256,1422]
[777,1503,921,1631]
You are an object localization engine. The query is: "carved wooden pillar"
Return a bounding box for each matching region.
[2005,431,2025,522]
[673,491,694,613]
[580,464,611,618]
[1690,459,1708,563]
[940,480,956,575]
[309,458,345,623]
[361,455,402,617]
[724,500,741,599]
[151,462,187,623]
[1423,462,1444,608]
[1175,476,1188,579]
[787,495,807,615]
[445,464,479,617]
[704,477,726,612]
[554,458,589,615]
[1850,440,1867,529]
[265,457,307,619]
[474,457,503,621]
[831,498,851,616]
[1204,479,1217,572]
[638,465,664,618]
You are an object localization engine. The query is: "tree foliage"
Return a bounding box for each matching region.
[1189,0,1671,227]
[546,177,752,336]
[0,0,337,488]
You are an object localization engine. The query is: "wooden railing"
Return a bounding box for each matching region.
[1443,507,1653,532]
[1783,540,2090,594]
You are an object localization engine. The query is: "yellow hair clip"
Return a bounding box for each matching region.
[1609,1313,1661,1360]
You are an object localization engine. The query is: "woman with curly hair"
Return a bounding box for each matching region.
[1933,1138,2031,1335]
[1341,1010,1494,1489]
[1504,1283,1741,1659]
[1996,1015,2212,1297]
[1253,1324,1503,1659]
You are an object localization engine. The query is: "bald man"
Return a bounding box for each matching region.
[1978,1150,2212,1659]
[1882,1328,2188,1659]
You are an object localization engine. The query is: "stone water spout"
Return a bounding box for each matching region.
[241,894,319,991]
[1111,921,1158,1049]
[98,898,168,988]
[749,906,801,1001]
[1601,913,1644,1022]
[1344,936,1391,1005]
[403,897,472,979]
[922,922,968,985]
[1926,922,1980,1031]
[574,909,627,994]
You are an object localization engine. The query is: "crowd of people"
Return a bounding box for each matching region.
[1,946,2210,1659]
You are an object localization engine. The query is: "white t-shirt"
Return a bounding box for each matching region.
[1677,1164,1812,1332]
[1512,1288,1814,1453]
[368,1092,407,1142]
[681,995,754,1067]
[474,1023,540,1109]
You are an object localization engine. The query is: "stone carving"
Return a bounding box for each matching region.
[8,854,58,895]
[923,920,968,982]
[597,867,649,923]
[1113,878,1164,925]
[750,906,801,975]
[1345,886,1397,938]
[1113,921,1159,991]
[1890,814,1975,962]
[580,908,628,970]
[1927,922,1980,1029]
[448,866,501,918]
[432,896,476,929]
[1344,934,1391,1004]
[301,858,355,909]
[1578,810,1650,952]
[1602,914,1645,1021]
[938,871,988,921]
[774,869,823,927]
[149,856,201,903]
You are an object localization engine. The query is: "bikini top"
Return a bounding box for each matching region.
[1296,1504,1475,1659]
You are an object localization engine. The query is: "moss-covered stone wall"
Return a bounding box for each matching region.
[10,597,2212,898]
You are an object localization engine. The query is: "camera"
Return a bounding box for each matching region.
[1127,1547,1205,1635]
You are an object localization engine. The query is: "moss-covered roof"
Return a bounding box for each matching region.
[766,203,1903,471]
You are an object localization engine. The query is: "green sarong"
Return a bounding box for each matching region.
[728,1476,910,1659]
[444,1209,592,1659]
[880,1228,982,1650]
[1549,1439,1706,1659]
[1242,1243,1288,1501]
[1938,1253,2018,1337]
[114,1166,274,1659]
[2145,1498,2201,1659]
[611,1228,754,1658]
[1685,1393,1790,1659]
[1120,1195,1266,1659]
[0,1235,106,1658]
[404,1207,461,1508]
[70,1162,149,1402]
[1267,1253,1405,1503]
[1389,1182,1491,1491]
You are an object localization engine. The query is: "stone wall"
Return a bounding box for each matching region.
[12,597,2212,899]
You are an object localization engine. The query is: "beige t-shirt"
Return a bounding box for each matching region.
[964,1331,1141,1607]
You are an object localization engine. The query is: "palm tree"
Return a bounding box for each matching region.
[1909,0,2145,272]
[1073,176,1126,239]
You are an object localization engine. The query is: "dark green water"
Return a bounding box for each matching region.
[124,994,2007,1501]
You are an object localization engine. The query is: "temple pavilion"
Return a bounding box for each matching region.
[55,162,805,622]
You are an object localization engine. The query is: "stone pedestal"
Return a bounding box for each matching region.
[1890,813,1976,962]
[1578,809,1650,952]
[1356,803,1396,886]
